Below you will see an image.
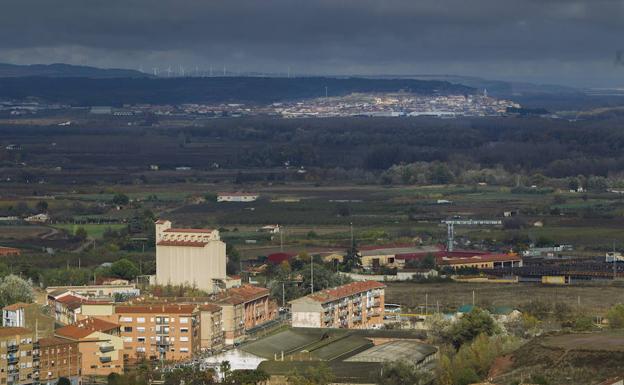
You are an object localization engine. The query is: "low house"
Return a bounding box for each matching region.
[50,294,87,325]
[24,213,49,223]
[0,246,20,257]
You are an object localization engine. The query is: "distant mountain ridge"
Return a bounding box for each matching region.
[0,63,149,78]
[0,76,474,106]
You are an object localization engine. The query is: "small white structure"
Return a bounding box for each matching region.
[258,225,280,234]
[25,213,49,223]
[606,252,624,263]
[217,192,259,202]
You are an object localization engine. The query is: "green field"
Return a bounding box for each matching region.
[52,223,127,238]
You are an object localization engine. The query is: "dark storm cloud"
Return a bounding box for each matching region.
[1,0,623,87]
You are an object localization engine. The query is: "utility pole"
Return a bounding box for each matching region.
[311,259,314,295]
[613,240,617,280]
[280,228,284,252]
[350,222,354,248]
[425,293,428,316]
[282,282,285,307]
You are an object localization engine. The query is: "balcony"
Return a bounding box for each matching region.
[153,339,171,347]
[352,315,362,322]
[7,344,18,352]
[156,319,169,325]
[99,356,112,363]
[100,345,115,353]
[352,297,361,304]
[156,327,170,335]
[8,356,18,364]
[323,315,333,322]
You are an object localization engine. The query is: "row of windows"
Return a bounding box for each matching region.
[123,336,189,343]
[119,317,190,323]
[122,326,189,333]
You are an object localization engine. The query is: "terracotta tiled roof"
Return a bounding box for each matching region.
[3,302,33,311]
[56,325,97,340]
[0,327,32,337]
[155,219,168,224]
[56,295,86,310]
[56,317,119,340]
[38,337,78,347]
[156,240,209,247]
[114,304,198,314]
[164,228,214,234]
[308,281,385,304]
[74,317,119,332]
[218,285,269,305]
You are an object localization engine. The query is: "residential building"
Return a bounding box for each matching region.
[0,247,20,257]
[38,337,81,385]
[216,193,259,202]
[216,300,244,346]
[155,220,226,293]
[113,304,201,362]
[197,304,223,352]
[290,281,385,329]
[49,294,86,325]
[46,284,139,299]
[437,253,523,270]
[2,303,55,339]
[0,327,37,385]
[55,318,124,377]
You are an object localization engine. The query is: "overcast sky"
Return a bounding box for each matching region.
[2,0,624,87]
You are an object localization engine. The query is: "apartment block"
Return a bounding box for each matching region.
[0,327,37,385]
[113,304,201,362]
[55,318,124,377]
[38,337,81,385]
[197,304,223,352]
[155,220,226,293]
[2,303,55,339]
[217,285,276,345]
[290,281,385,329]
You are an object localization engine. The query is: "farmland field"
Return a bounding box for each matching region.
[384,281,624,314]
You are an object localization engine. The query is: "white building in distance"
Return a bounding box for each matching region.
[217,192,259,202]
[155,220,227,293]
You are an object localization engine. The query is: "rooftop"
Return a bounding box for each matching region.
[156,240,209,247]
[38,337,78,347]
[438,253,521,265]
[0,327,32,337]
[114,304,198,314]
[163,228,215,234]
[56,317,119,340]
[219,285,269,305]
[300,281,385,304]
[3,302,34,311]
[344,340,437,364]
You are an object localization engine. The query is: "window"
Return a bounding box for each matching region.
[123,337,133,343]
[123,327,133,332]
[137,317,145,323]
[180,328,189,333]
[137,327,145,333]
[137,337,145,343]
[179,317,189,324]
[180,348,189,353]
[120,317,133,322]
[179,337,189,342]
